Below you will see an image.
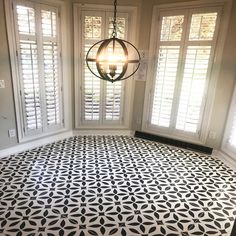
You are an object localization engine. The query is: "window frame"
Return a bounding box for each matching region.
[73,3,138,130]
[5,0,70,142]
[142,0,231,144]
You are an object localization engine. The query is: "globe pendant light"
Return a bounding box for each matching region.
[86,0,141,83]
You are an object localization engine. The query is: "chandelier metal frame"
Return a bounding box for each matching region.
[85,0,141,83]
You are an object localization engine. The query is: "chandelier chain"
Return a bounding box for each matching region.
[112,0,117,37]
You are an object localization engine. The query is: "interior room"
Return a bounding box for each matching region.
[0,0,236,235]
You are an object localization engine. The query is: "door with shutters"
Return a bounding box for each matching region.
[74,5,136,129]
[8,0,64,139]
[143,6,222,141]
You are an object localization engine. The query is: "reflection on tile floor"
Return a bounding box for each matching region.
[0,136,236,236]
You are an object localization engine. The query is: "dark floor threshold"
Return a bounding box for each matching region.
[134,131,213,155]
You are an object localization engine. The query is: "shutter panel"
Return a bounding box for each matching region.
[83,15,102,121]
[104,16,126,122]
[151,46,180,127]
[176,46,211,132]
[151,14,184,127]
[176,12,218,133]
[16,5,42,132]
[41,9,61,127]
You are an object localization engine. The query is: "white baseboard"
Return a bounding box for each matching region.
[213,149,236,172]
[0,130,134,158]
[73,129,134,136]
[0,131,73,158]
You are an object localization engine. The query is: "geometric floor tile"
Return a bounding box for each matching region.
[0,135,236,236]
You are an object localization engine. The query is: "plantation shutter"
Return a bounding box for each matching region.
[41,8,62,128]
[82,13,103,121]
[14,1,63,136]
[15,4,42,133]
[150,8,220,137]
[151,45,181,127]
[104,15,126,122]
[176,12,218,133]
[151,14,184,127]
[81,11,127,124]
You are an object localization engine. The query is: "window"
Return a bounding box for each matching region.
[222,85,236,159]
[82,12,126,124]
[74,5,137,129]
[143,5,222,142]
[6,0,64,140]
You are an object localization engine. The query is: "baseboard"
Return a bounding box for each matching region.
[214,150,236,172]
[73,129,133,136]
[0,131,73,158]
[135,131,213,154]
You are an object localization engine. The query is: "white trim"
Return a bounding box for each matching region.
[73,129,133,136]
[142,0,232,144]
[213,150,236,172]
[201,0,232,143]
[5,0,24,141]
[0,131,73,158]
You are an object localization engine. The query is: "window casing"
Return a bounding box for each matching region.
[142,3,228,143]
[74,4,137,129]
[5,0,65,141]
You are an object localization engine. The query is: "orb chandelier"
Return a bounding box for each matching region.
[86,0,141,83]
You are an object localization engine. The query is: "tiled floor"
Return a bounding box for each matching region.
[0,135,236,236]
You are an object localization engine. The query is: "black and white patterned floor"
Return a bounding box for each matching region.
[0,135,236,236]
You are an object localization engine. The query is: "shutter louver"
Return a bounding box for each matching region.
[151,46,180,127]
[84,60,100,121]
[105,81,122,121]
[16,5,35,35]
[43,42,60,125]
